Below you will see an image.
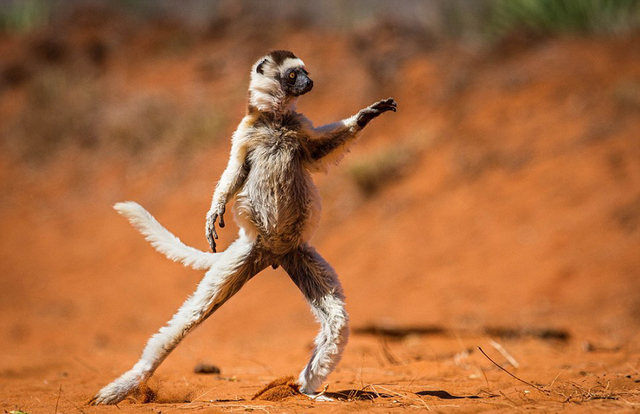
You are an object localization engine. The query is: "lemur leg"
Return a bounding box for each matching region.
[280,244,349,396]
[90,235,270,405]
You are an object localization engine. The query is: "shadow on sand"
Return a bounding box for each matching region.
[416,390,482,399]
[325,388,489,401]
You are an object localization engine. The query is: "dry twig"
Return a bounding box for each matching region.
[376,385,431,410]
[55,384,62,414]
[477,347,549,395]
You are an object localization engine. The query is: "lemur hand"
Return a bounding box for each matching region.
[356,97,397,128]
[205,205,226,252]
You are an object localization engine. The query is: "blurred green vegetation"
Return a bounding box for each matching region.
[0,0,51,34]
[490,0,640,36]
[3,0,640,36]
[1,0,640,163]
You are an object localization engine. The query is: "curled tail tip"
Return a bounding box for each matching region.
[114,201,144,215]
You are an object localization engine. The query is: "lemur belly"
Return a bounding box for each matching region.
[234,137,320,254]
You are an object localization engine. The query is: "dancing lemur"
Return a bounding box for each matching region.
[90,50,396,405]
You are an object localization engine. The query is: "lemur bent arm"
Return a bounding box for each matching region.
[206,121,253,252]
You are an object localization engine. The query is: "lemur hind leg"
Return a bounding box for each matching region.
[280,244,349,397]
[90,235,270,405]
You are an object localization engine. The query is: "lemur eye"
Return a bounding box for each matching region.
[289,72,296,79]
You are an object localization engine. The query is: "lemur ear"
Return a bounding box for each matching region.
[256,59,267,75]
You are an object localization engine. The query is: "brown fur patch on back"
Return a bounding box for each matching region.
[251,375,302,401]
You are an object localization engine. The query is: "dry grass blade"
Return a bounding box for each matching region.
[167,387,220,411]
[557,380,621,403]
[379,335,401,365]
[314,383,330,400]
[547,368,567,390]
[489,339,519,368]
[376,385,431,410]
[55,384,62,414]
[367,383,383,399]
[478,347,549,394]
[497,390,518,407]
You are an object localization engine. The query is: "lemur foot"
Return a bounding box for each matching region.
[88,371,144,405]
[356,97,397,128]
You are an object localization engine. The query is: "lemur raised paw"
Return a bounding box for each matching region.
[356,97,397,127]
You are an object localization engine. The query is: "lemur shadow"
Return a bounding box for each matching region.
[416,390,483,399]
[324,389,391,401]
[324,389,490,401]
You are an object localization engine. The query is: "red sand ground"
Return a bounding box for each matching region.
[1,17,640,413]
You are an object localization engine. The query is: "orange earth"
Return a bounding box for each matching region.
[1,10,640,413]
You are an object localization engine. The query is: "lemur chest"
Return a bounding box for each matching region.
[241,127,314,226]
[250,125,308,170]
[234,124,320,248]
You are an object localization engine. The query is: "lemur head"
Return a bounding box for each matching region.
[248,50,313,114]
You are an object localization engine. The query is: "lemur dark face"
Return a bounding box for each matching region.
[282,67,313,96]
[249,50,314,112]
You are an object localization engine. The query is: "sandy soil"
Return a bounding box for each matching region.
[1,13,640,413]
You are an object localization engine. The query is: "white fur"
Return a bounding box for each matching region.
[248,74,283,112]
[279,57,305,74]
[114,202,219,270]
[208,118,254,217]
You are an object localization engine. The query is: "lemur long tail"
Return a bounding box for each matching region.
[114,202,218,271]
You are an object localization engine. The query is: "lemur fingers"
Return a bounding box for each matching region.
[206,205,226,252]
[205,213,219,252]
[356,97,397,128]
[371,97,397,113]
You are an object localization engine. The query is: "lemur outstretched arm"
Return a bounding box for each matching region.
[306,98,396,170]
[206,122,253,252]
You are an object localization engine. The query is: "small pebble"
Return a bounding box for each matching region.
[194,363,221,374]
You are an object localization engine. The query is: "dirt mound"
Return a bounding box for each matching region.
[252,376,302,402]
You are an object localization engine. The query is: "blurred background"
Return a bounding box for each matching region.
[1,0,640,409]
